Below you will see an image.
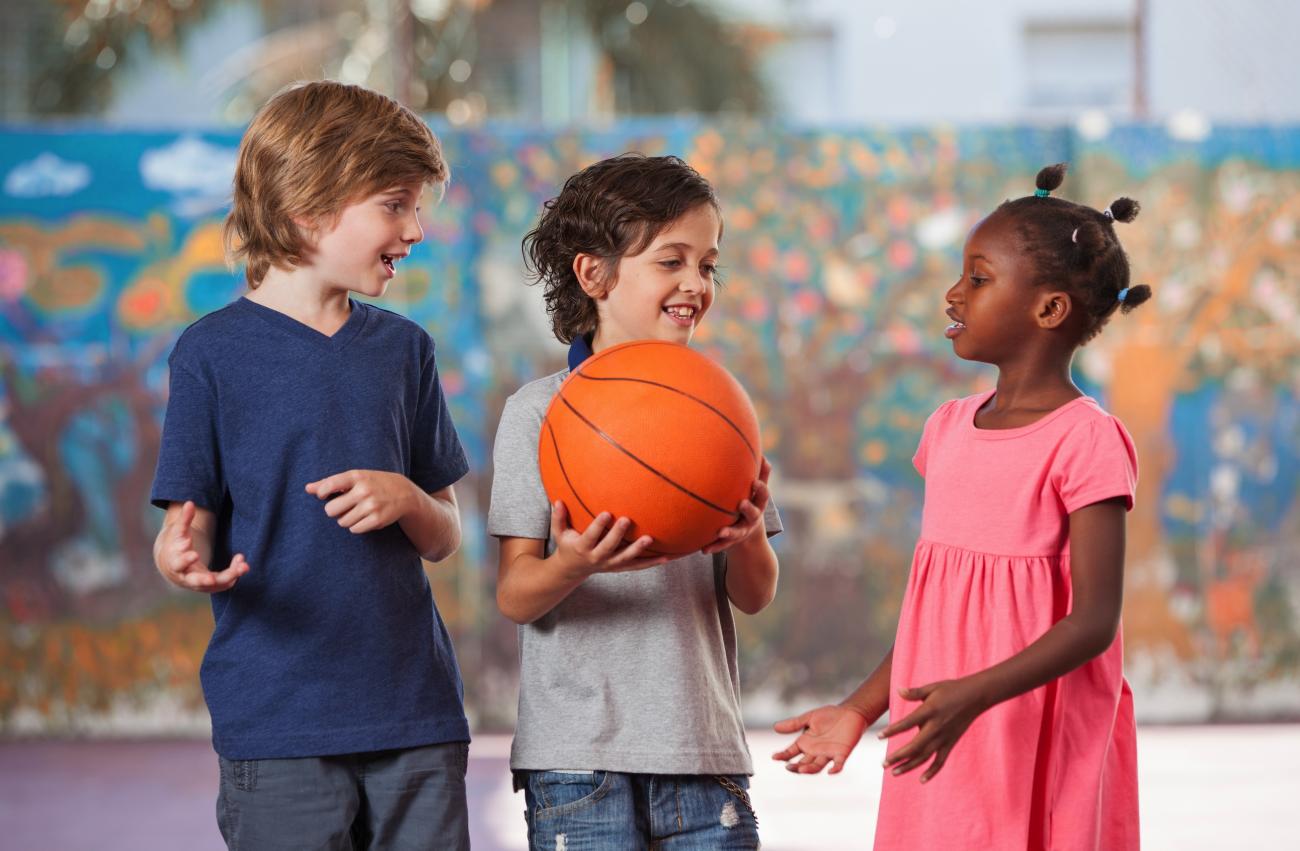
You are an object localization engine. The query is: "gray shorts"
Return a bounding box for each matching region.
[216,741,470,850]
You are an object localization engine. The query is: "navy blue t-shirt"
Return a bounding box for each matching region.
[151,297,470,759]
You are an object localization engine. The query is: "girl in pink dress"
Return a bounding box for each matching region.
[773,163,1150,850]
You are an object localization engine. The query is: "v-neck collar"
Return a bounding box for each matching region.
[236,297,368,351]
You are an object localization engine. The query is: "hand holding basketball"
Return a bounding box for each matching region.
[549,500,671,579]
[701,457,772,555]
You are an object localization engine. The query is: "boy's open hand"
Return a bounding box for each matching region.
[702,457,772,555]
[771,704,871,775]
[156,500,249,592]
[878,677,987,783]
[550,500,670,578]
[306,470,414,534]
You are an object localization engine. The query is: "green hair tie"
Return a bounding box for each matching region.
[1034,188,1050,197]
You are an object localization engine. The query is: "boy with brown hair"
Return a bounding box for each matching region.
[151,81,471,849]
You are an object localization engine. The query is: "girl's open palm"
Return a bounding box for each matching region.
[772,704,871,774]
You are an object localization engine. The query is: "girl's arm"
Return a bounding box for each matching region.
[773,647,894,774]
[880,497,1127,782]
[496,503,669,624]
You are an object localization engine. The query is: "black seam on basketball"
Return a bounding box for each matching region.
[544,419,596,522]
[572,373,757,461]
[557,393,740,519]
[577,340,671,371]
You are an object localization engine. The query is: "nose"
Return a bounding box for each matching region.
[403,210,424,246]
[679,268,708,295]
[945,277,963,304]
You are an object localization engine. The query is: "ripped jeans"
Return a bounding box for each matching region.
[519,770,759,850]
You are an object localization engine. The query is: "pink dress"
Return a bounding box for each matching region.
[874,391,1140,851]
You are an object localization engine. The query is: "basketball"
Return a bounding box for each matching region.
[539,340,762,557]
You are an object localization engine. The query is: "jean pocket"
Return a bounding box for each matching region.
[530,770,611,819]
[218,756,259,793]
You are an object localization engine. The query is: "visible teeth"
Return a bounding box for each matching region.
[666,306,696,318]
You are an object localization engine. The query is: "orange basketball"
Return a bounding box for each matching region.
[539,340,762,557]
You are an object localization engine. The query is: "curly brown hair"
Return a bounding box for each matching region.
[522,153,720,343]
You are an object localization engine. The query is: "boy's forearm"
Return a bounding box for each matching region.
[723,527,778,615]
[398,484,461,562]
[496,551,586,624]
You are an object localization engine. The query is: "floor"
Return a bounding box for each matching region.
[1,726,1296,849]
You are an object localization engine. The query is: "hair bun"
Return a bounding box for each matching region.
[1036,163,1068,193]
[1108,197,1140,223]
[1119,283,1152,314]
[1072,220,1108,256]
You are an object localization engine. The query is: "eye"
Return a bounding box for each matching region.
[702,263,718,276]
[659,259,682,269]
[385,201,404,213]
[970,275,988,287]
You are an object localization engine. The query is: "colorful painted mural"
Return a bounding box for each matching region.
[1,123,1297,731]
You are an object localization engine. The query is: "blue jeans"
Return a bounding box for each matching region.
[520,770,760,850]
[216,742,470,850]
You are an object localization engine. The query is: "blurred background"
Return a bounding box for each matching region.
[1,0,1298,848]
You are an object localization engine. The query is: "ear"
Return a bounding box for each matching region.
[1036,290,1073,329]
[572,253,611,299]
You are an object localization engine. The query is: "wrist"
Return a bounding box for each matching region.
[548,549,591,583]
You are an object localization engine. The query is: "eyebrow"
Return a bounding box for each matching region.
[654,241,719,256]
[970,253,995,265]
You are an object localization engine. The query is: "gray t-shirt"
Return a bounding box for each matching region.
[487,369,782,775]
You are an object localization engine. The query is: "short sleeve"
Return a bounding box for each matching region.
[1054,415,1138,513]
[912,400,954,478]
[486,390,552,540]
[410,345,469,493]
[150,353,224,512]
[762,497,783,537]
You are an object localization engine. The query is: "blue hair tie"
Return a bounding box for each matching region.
[1035,188,1050,197]
[1117,287,1130,303]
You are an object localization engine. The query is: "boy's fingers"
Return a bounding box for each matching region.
[307,472,352,498]
[180,500,196,526]
[349,515,380,535]
[579,512,613,545]
[324,490,363,518]
[205,555,249,591]
[549,501,568,539]
[593,517,632,557]
[336,505,370,529]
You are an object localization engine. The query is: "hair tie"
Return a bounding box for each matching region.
[1035,188,1050,197]
[1103,207,1114,220]
[1117,287,1130,303]
[1071,227,1080,243]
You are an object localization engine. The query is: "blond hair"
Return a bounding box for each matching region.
[224,80,448,286]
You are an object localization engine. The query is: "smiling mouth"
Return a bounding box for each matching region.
[381,254,401,274]
[663,304,698,323]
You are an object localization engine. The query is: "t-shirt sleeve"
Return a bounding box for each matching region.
[1054,415,1139,513]
[486,390,552,540]
[150,350,224,512]
[410,344,469,493]
[762,497,783,537]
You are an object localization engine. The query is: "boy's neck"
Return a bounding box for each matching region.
[246,267,354,336]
